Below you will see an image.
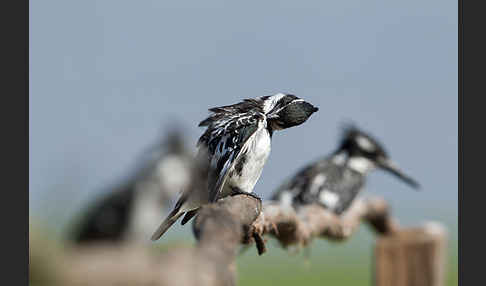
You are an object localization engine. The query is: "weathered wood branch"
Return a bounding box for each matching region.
[251,196,399,250]
[32,194,404,286]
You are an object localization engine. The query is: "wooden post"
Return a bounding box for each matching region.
[374,222,447,286]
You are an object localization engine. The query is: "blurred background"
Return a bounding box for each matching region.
[30,0,457,285]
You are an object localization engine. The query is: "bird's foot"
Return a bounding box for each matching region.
[230,189,262,202]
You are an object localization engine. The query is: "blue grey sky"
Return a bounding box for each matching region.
[30,0,457,232]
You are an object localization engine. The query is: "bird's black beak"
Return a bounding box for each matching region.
[308,104,319,113]
[377,158,420,190]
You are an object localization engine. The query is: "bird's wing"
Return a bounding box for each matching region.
[272,159,365,214]
[323,169,364,214]
[200,112,264,202]
[270,157,328,201]
[296,162,364,214]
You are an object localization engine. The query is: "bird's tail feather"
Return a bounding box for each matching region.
[150,208,184,241]
[181,209,199,225]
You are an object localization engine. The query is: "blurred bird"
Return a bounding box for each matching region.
[151,93,319,240]
[69,128,204,245]
[271,124,420,215]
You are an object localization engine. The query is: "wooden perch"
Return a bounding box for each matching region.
[32,194,425,286]
[252,196,399,250]
[374,222,448,286]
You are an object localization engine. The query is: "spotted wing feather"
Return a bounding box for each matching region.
[198,106,264,202]
[272,159,365,214]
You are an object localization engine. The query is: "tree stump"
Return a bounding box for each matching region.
[374,222,447,286]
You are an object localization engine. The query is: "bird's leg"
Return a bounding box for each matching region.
[252,232,266,255]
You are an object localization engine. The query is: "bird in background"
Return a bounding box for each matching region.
[151,93,319,241]
[271,123,420,215]
[69,128,203,245]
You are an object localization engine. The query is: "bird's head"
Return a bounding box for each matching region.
[338,123,420,189]
[264,93,319,130]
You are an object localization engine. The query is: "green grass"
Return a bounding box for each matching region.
[236,228,458,286]
[237,249,458,286]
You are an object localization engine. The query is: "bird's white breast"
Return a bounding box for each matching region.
[125,185,166,243]
[155,155,191,197]
[124,156,192,242]
[227,125,271,194]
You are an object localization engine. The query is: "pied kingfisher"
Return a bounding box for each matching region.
[151,93,319,240]
[271,124,419,215]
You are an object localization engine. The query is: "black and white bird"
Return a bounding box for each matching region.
[271,124,420,215]
[69,129,203,245]
[151,93,319,240]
